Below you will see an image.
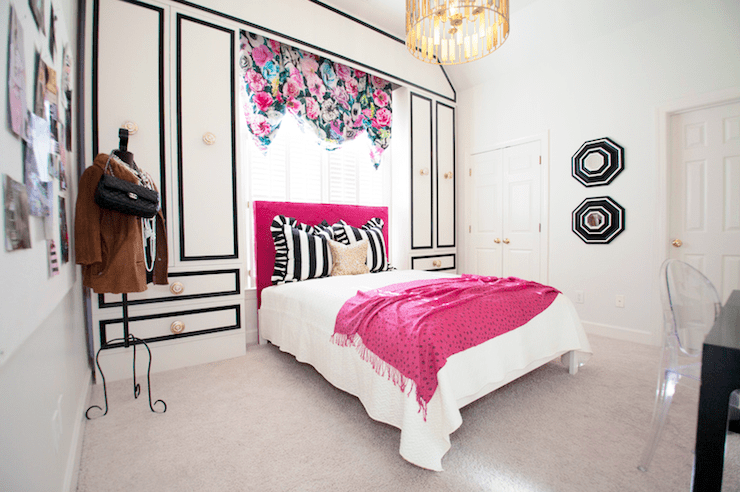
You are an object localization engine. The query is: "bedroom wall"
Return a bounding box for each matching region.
[453,0,740,344]
[0,0,91,490]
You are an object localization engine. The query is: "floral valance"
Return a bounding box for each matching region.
[239,31,392,168]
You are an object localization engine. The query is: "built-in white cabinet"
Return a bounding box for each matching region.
[88,0,246,381]
[409,93,456,271]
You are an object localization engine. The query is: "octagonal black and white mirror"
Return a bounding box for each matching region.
[572,137,624,187]
[572,196,625,244]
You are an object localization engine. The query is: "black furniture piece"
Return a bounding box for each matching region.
[693,290,740,491]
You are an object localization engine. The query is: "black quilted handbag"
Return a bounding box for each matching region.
[94,157,159,218]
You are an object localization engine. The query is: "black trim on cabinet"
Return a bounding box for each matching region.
[410,254,456,271]
[170,0,455,103]
[100,304,241,349]
[96,269,241,308]
[176,14,239,262]
[91,0,167,220]
[435,101,456,249]
[410,93,434,250]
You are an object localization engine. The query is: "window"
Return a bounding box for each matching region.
[244,116,389,206]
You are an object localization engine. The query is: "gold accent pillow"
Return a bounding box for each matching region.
[329,239,370,276]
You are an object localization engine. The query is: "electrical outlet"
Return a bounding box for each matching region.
[616,295,625,308]
[575,290,584,304]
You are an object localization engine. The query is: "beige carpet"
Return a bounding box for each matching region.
[76,334,739,491]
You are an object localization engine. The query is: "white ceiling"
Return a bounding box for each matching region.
[313,0,539,91]
[316,0,537,39]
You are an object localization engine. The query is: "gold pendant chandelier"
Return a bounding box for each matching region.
[406,0,509,65]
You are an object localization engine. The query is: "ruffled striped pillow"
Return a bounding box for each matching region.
[331,218,393,273]
[271,215,334,284]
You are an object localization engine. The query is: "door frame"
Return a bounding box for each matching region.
[656,87,740,344]
[463,131,550,283]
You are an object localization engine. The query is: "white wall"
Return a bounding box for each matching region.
[0,0,91,489]
[453,0,740,343]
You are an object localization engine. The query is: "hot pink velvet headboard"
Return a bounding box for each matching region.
[253,201,389,308]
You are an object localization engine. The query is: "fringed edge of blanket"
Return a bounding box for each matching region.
[331,332,429,420]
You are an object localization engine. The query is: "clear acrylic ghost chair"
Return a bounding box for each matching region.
[637,259,722,472]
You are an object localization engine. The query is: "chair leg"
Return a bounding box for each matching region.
[638,371,678,472]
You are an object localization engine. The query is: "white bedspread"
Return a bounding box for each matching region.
[259,270,592,471]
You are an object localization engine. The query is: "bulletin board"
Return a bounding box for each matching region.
[0,0,78,366]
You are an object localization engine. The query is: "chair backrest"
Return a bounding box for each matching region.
[660,259,722,356]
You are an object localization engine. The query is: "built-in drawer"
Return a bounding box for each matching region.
[99,303,241,349]
[97,269,240,308]
[411,254,456,271]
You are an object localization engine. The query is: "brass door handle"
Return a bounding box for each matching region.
[672,239,683,248]
[503,238,510,244]
[494,238,501,244]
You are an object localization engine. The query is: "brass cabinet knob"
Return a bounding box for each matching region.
[444,171,454,179]
[170,282,184,295]
[672,239,683,248]
[432,260,442,267]
[203,132,216,145]
[170,321,185,334]
[420,168,430,176]
[494,238,501,244]
[503,238,510,244]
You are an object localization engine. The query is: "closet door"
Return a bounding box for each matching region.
[469,149,504,276]
[95,0,167,210]
[436,102,455,248]
[176,14,238,261]
[502,141,541,280]
[411,93,433,249]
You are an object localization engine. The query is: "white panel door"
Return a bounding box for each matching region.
[503,141,541,281]
[469,150,503,276]
[468,140,542,281]
[176,15,237,261]
[670,101,740,302]
[436,102,455,248]
[411,94,433,249]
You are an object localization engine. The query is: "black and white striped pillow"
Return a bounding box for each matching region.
[331,218,393,273]
[271,215,333,284]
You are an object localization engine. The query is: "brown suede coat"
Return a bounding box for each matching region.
[74,153,168,293]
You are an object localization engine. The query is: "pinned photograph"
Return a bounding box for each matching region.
[59,197,69,263]
[4,174,32,251]
[48,240,60,276]
[7,5,28,137]
[29,0,45,34]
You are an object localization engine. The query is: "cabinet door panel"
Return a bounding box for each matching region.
[436,102,455,248]
[176,15,237,260]
[96,0,166,207]
[411,94,433,249]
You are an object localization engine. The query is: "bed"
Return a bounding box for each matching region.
[254,201,592,471]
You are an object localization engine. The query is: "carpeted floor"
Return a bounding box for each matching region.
[76,334,739,491]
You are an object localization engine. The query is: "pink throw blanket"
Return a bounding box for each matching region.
[332,275,560,417]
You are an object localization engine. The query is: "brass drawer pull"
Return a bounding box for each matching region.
[170,321,186,334]
[170,282,184,295]
[432,260,442,267]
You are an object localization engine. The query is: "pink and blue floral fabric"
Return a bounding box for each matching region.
[240,30,392,168]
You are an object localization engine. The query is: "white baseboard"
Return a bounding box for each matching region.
[63,371,93,492]
[582,321,657,346]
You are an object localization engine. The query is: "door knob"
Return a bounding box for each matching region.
[672,239,683,248]
[494,238,501,244]
[503,238,510,244]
